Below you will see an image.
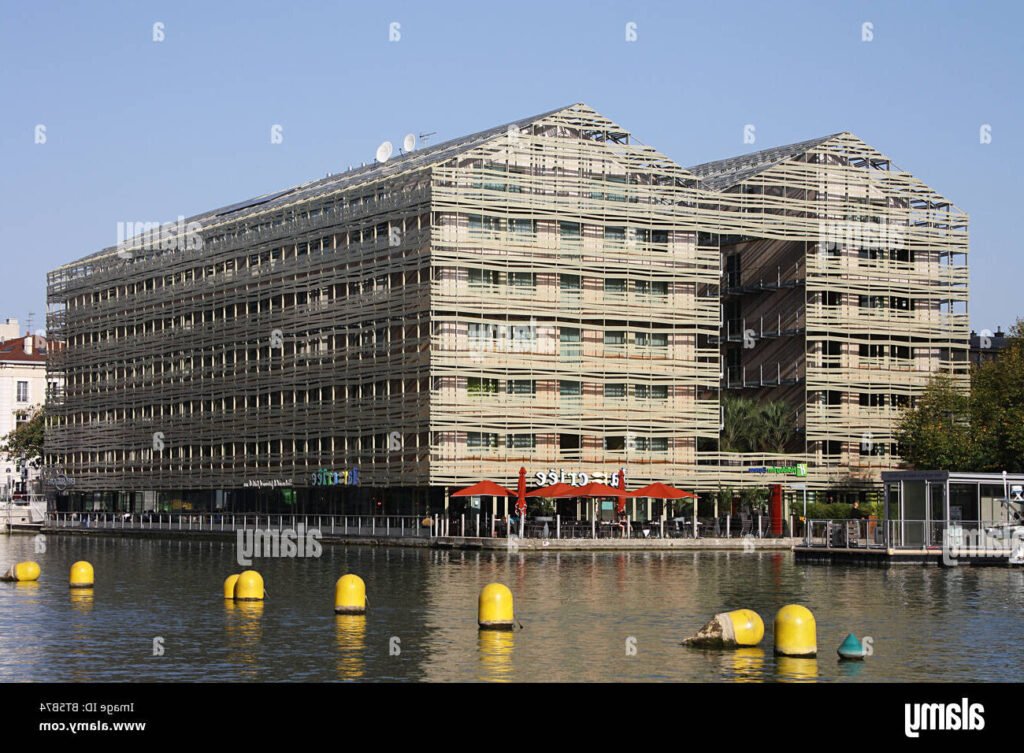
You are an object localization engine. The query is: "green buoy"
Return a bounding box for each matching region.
[837,632,866,661]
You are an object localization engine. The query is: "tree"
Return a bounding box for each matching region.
[721,394,797,453]
[758,400,795,453]
[895,374,974,470]
[896,319,1024,472]
[968,320,1024,472]
[1,405,45,467]
[721,394,759,452]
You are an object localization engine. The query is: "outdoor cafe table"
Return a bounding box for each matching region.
[671,517,702,536]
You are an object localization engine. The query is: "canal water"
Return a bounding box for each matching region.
[1,533,1022,682]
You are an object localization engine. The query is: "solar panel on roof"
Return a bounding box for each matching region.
[214,189,298,217]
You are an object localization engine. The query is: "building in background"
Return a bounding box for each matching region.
[45,104,969,514]
[0,319,52,498]
[969,327,1009,366]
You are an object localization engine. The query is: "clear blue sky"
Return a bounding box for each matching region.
[2,0,1020,332]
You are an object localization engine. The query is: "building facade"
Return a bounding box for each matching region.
[45,104,968,513]
[0,320,53,498]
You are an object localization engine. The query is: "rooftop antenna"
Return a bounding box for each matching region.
[401,133,417,154]
[418,131,437,146]
[375,141,394,163]
[26,312,34,337]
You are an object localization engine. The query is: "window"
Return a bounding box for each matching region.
[469,269,501,287]
[559,221,581,240]
[890,345,912,360]
[604,278,627,294]
[822,291,842,307]
[635,280,669,296]
[560,380,581,397]
[559,328,581,344]
[506,380,536,396]
[604,331,626,345]
[650,437,668,452]
[467,377,499,396]
[650,385,668,399]
[467,432,499,449]
[859,343,886,358]
[891,394,913,408]
[890,296,912,311]
[559,434,581,451]
[636,332,668,347]
[560,274,581,291]
[604,226,626,242]
[604,436,626,451]
[651,229,669,247]
[859,393,886,407]
[16,381,28,403]
[508,218,536,237]
[506,434,536,449]
[468,214,502,234]
[508,272,536,289]
[604,383,626,398]
[859,295,886,309]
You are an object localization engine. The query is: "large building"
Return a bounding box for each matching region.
[45,104,968,514]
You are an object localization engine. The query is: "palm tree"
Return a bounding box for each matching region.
[757,400,795,453]
[721,394,760,452]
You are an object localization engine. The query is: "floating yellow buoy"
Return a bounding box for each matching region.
[69,561,94,589]
[224,573,240,600]
[334,574,367,614]
[683,608,765,648]
[234,570,264,601]
[478,583,514,630]
[774,604,817,657]
[2,561,40,582]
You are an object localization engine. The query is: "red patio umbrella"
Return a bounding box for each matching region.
[451,480,515,497]
[549,482,630,498]
[515,467,527,517]
[526,482,576,498]
[627,482,698,499]
[617,467,627,513]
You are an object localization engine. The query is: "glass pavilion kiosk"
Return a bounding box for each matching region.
[881,470,1024,549]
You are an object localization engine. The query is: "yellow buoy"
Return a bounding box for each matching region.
[334,574,367,614]
[2,561,40,582]
[725,609,765,647]
[224,574,240,600]
[774,604,817,657]
[478,583,514,630]
[69,560,94,589]
[682,608,764,648]
[233,570,264,601]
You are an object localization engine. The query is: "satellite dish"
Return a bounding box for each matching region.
[403,133,416,152]
[375,141,393,163]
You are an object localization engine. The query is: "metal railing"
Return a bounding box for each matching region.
[802,518,1023,550]
[46,511,429,538]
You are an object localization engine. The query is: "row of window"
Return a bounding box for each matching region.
[466,432,669,452]
[464,216,672,246]
[465,378,669,399]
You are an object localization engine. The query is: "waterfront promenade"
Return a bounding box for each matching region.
[41,511,797,551]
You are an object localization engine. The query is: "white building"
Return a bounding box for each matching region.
[0,319,52,498]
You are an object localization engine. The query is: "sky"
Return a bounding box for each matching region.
[2,0,1020,333]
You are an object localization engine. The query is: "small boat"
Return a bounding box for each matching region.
[0,495,46,532]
